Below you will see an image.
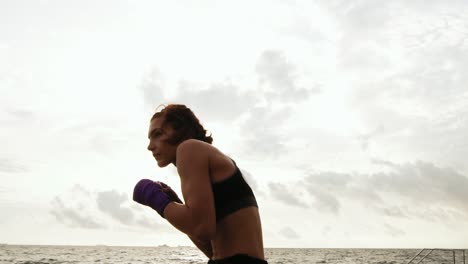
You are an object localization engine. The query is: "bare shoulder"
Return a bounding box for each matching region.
[176,139,220,171]
[177,139,236,183]
[176,139,230,168]
[176,139,214,157]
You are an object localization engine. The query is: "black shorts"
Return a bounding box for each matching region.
[208,254,268,264]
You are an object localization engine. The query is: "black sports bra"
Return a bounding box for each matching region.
[211,159,258,222]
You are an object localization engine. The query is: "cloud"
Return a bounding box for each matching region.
[0,186,9,204]
[139,68,255,123]
[138,66,303,160]
[339,40,393,74]
[322,225,332,236]
[239,105,292,158]
[140,67,167,113]
[380,206,408,218]
[53,119,134,157]
[334,0,468,121]
[237,50,321,158]
[356,125,385,151]
[138,50,322,159]
[0,158,28,173]
[239,168,264,197]
[96,190,134,225]
[302,172,352,214]
[279,226,301,239]
[332,0,393,32]
[311,190,342,215]
[272,160,468,223]
[374,161,468,220]
[4,108,35,121]
[353,45,468,115]
[368,160,468,215]
[135,216,168,231]
[325,0,468,41]
[50,185,104,229]
[175,81,256,122]
[384,223,406,237]
[88,133,128,156]
[256,50,317,103]
[304,171,351,187]
[50,196,104,229]
[346,14,468,171]
[326,1,398,74]
[268,182,308,208]
[50,184,170,231]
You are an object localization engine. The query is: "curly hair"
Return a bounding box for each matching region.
[151,104,213,145]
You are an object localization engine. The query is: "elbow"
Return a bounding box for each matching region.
[193,223,216,241]
[190,208,216,241]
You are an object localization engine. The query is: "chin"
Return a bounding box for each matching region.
[156,160,170,168]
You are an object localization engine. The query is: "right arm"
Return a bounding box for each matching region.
[135,140,216,255]
[163,140,216,239]
[160,179,214,258]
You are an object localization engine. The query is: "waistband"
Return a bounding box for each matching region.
[208,254,268,264]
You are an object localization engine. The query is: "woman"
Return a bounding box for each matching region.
[133,104,267,264]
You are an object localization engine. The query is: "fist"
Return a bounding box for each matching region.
[159,182,183,204]
[133,179,172,218]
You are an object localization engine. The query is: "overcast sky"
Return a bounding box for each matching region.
[1,0,468,248]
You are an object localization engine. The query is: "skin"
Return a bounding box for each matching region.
[147,117,265,260]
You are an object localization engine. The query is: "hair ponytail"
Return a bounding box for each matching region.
[151,104,213,144]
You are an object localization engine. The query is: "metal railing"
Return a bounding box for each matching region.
[407,248,465,264]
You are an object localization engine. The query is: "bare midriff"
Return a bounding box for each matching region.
[207,147,265,261]
[210,207,265,260]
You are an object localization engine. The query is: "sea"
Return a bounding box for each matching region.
[0,245,466,264]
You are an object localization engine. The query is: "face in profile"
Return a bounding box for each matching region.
[147,117,178,167]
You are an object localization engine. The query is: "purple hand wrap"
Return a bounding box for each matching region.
[133,179,172,218]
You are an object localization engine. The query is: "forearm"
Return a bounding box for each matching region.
[164,202,213,240]
[188,235,213,259]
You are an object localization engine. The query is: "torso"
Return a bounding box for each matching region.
[206,146,265,260]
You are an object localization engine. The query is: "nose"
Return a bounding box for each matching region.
[147,141,155,151]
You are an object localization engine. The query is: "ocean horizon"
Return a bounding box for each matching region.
[0,244,466,264]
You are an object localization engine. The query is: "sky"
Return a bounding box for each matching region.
[1,0,468,248]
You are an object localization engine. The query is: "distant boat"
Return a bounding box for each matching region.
[157,244,170,247]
